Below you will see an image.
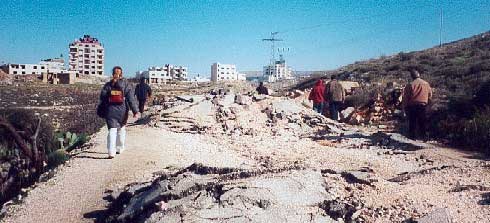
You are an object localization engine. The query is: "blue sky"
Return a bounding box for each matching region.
[0,0,489,77]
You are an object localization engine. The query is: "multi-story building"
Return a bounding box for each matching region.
[211,63,246,82]
[135,64,188,84]
[69,35,104,76]
[263,55,293,82]
[0,58,66,75]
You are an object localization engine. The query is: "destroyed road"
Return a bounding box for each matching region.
[2,92,489,223]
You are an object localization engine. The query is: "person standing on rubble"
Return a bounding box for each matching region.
[402,69,432,140]
[308,79,326,114]
[135,77,152,116]
[256,82,269,95]
[324,75,345,120]
[99,66,139,159]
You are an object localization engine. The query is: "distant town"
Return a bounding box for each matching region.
[0,34,300,85]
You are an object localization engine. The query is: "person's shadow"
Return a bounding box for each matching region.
[72,151,110,160]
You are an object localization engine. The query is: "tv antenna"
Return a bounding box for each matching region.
[262,32,283,73]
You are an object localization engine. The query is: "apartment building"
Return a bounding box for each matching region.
[263,55,293,82]
[136,64,188,84]
[69,35,104,76]
[210,63,246,82]
[0,58,66,75]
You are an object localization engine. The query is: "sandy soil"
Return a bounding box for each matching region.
[2,117,252,223]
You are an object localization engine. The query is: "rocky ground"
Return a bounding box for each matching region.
[1,90,489,223]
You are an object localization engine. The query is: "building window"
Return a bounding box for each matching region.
[22,71,25,74]
[92,71,95,74]
[21,65,25,69]
[13,71,17,74]
[84,71,89,74]
[32,72,35,74]
[33,66,37,69]
[41,66,45,69]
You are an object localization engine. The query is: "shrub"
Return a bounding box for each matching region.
[398,52,413,61]
[344,87,380,108]
[474,79,490,107]
[461,108,490,155]
[0,109,56,156]
[47,149,70,168]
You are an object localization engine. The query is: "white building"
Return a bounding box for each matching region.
[211,63,246,82]
[187,74,210,83]
[69,35,104,76]
[40,58,65,74]
[136,64,188,84]
[263,55,293,82]
[0,58,67,75]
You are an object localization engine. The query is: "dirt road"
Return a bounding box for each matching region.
[2,119,252,223]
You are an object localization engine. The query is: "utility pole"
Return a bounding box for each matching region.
[262,32,283,76]
[439,7,444,47]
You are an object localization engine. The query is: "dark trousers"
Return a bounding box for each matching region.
[138,100,146,113]
[313,102,324,114]
[406,104,427,140]
[329,101,342,120]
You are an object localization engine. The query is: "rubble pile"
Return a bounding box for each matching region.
[103,163,345,223]
[0,70,12,85]
[345,93,402,125]
[132,88,490,223]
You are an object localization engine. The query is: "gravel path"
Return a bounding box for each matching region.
[2,119,252,223]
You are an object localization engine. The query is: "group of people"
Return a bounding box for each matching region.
[309,70,432,141]
[308,75,346,120]
[98,67,431,159]
[98,66,152,159]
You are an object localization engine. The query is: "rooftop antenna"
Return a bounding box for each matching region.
[262,32,283,75]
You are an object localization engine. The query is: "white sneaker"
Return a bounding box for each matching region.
[116,147,125,154]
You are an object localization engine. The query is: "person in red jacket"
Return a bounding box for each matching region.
[308,79,326,114]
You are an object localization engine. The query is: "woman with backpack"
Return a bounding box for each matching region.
[99,66,139,159]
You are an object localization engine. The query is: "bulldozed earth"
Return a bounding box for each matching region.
[2,85,489,223]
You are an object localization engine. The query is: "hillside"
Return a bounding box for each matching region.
[292,31,490,155]
[294,31,490,100]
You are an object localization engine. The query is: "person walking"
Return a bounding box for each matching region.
[256,82,269,95]
[324,75,345,120]
[402,69,432,140]
[308,79,326,114]
[99,66,139,159]
[135,77,152,116]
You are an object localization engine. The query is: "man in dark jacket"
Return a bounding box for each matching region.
[324,75,345,121]
[308,79,325,114]
[100,66,139,158]
[256,82,269,95]
[135,77,152,115]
